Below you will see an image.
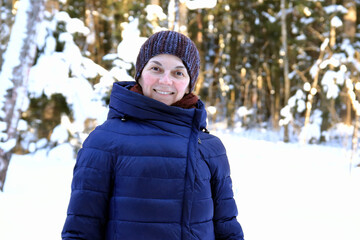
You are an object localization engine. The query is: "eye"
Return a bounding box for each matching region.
[175,71,185,77]
[151,66,160,71]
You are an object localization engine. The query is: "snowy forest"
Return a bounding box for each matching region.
[1,1,360,239]
[0,1,359,181]
[1,0,360,190]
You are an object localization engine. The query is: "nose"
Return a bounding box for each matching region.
[159,72,172,85]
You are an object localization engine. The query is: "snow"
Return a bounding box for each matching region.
[296,99,306,112]
[0,121,6,132]
[279,105,292,126]
[1,133,360,240]
[320,37,330,51]
[300,17,315,25]
[50,124,69,144]
[145,4,167,22]
[54,11,71,23]
[27,13,113,134]
[116,18,147,65]
[295,34,306,40]
[299,109,323,142]
[303,82,311,91]
[341,39,360,72]
[237,106,255,118]
[221,133,360,240]
[28,51,108,133]
[16,119,28,131]
[0,138,16,152]
[319,55,342,69]
[66,18,90,35]
[303,7,312,17]
[321,70,344,99]
[0,146,75,240]
[331,16,343,28]
[185,0,217,10]
[323,4,348,14]
[262,11,277,23]
[1,3,360,240]
[36,138,48,149]
[0,0,31,118]
[309,62,319,79]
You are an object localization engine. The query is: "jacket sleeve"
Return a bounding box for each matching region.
[62,147,114,240]
[207,138,244,240]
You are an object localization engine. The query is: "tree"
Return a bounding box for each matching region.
[0,0,15,70]
[0,0,45,191]
[281,0,290,141]
[2,1,360,172]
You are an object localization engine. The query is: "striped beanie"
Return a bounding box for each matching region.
[135,30,200,92]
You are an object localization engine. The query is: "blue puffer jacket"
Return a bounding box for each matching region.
[62,81,244,240]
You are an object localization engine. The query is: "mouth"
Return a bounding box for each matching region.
[153,89,174,95]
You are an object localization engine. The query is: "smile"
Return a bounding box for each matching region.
[154,89,174,95]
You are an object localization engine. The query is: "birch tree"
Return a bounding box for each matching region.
[0,0,14,69]
[0,0,45,191]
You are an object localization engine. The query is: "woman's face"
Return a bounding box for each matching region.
[138,54,190,106]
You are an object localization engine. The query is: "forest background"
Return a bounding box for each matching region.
[0,0,360,190]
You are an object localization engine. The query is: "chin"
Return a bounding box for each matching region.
[162,101,173,106]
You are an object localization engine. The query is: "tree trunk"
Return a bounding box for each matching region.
[262,62,275,128]
[85,0,104,64]
[168,0,176,31]
[0,1,14,71]
[343,0,356,42]
[343,0,358,169]
[301,39,329,144]
[281,0,290,142]
[350,111,359,172]
[194,10,204,95]
[0,0,45,191]
[45,0,59,13]
[242,77,251,127]
[179,0,188,35]
[227,88,236,129]
[274,69,281,131]
[149,0,160,32]
[227,10,240,129]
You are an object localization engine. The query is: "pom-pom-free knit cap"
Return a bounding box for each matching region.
[135,30,200,92]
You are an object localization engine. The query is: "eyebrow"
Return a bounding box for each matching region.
[149,60,186,69]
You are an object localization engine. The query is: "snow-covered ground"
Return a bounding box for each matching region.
[0,132,359,240]
[221,132,360,240]
[0,144,75,240]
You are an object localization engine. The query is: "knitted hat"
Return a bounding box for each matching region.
[135,30,200,92]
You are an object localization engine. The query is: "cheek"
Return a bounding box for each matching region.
[139,73,156,88]
[175,80,190,93]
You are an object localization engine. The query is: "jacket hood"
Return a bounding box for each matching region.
[107,81,207,130]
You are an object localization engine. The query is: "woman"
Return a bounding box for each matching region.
[62,30,244,240]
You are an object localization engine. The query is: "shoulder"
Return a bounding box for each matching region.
[198,131,226,157]
[198,131,230,178]
[82,118,136,153]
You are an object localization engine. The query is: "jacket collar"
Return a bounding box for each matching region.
[107,81,207,130]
